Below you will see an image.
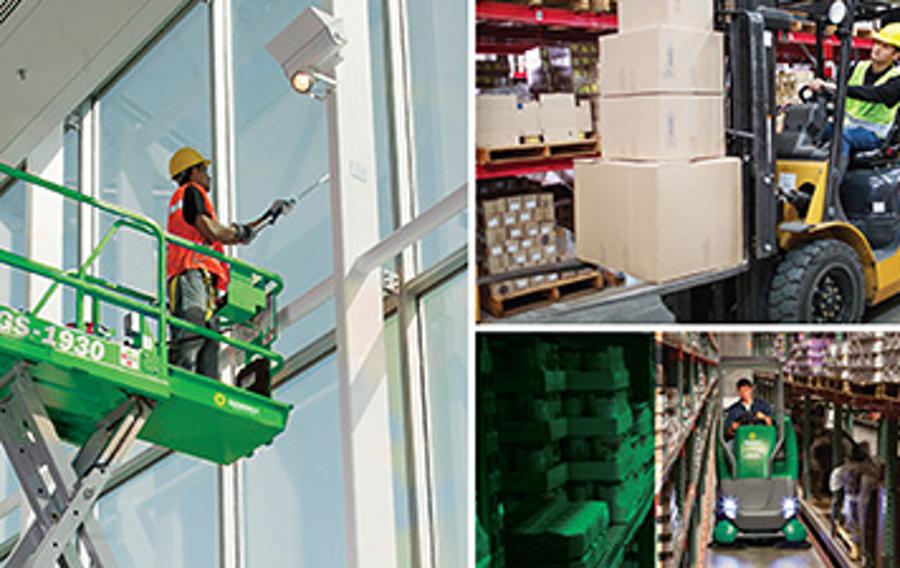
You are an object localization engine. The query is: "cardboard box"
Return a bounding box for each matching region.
[522,194,540,212]
[483,213,503,230]
[600,27,723,95]
[502,211,518,226]
[525,223,540,238]
[520,102,543,142]
[539,94,584,143]
[576,102,593,135]
[521,237,535,251]
[599,95,724,161]
[540,222,555,237]
[481,197,506,217]
[506,240,521,254]
[482,255,507,275]
[519,208,534,224]
[528,248,544,265]
[574,157,743,283]
[508,225,524,240]
[484,227,506,246]
[511,251,528,266]
[487,243,505,258]
[477,95,521,147]
[531,274,548,288]
[506,196,523,214]
[619,0,713,32]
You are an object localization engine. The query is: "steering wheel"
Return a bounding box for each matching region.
[736,413,768,427]
[799,84,835,104]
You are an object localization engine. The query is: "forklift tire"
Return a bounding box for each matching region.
[768,239,866,323]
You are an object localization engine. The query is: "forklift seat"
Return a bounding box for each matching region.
[849,113,900,169]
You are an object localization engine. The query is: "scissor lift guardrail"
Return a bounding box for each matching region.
[0,162,293,567]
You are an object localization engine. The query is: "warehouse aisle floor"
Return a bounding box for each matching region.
[707,544,827,567]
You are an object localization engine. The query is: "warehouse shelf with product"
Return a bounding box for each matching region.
[476,331,900,568]
[475,0,900,324]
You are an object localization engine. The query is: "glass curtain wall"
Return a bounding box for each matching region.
[97,3,212,340]
[0,0,469,565]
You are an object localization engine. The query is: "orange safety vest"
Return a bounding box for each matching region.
[166,182,229,291]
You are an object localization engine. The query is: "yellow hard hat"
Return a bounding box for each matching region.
[875,23,900,50]
[169,147,211,179]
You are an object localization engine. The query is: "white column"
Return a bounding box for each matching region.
[211,1,243,567]
[25,127,65,322]
[324,1,397,566]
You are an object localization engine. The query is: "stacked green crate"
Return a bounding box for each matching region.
[481,335,655,568]
[478,339,507,567]
[492,337,568,513]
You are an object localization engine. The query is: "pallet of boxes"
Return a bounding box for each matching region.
[575,0,744,284]
[477,93,598,166]
[479,179,608,318]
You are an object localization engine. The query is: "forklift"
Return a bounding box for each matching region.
[663,0,900,322]
[712,358,808,546]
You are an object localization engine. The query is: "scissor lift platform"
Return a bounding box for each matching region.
[0,309,291,464]
[0,162,292,566]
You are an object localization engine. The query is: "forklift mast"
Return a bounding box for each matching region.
[713,0,858,320]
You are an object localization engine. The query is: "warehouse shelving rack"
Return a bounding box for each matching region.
[654,333,720,568]
[776,333,899,567]
[0,162,291,567]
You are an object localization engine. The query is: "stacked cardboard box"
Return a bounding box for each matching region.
[575,0,743,283]
[477,93,594,149]
[479,192,563,297]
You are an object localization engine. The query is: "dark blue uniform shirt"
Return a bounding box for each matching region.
[725,398,773,429]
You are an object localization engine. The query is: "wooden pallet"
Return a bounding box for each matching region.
[483,271,605,318]
[477,137,600,166]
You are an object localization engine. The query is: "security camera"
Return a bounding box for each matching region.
[266,6,347,98]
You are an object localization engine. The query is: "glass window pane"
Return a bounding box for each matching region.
[97,4,211,338]
[419,272,467,567]
[384,315,413,566]
[369,0,397,239]
[231,0,334,355]
[406,2,468,269]
[243,355,347,566]
[0,179,27,309]
[99,455,218,567]
[62,125,80,323]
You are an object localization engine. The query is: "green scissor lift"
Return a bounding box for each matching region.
[0,163,292,567]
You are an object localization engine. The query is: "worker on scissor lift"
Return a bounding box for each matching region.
[808,23,900,158]
[166,147,289,379]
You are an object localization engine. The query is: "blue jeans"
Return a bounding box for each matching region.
[823,123,882,157]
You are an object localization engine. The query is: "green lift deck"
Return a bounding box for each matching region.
[0,162,293,567]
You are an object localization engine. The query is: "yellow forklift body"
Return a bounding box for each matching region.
[774,159,900,306]
[776,160,829,224]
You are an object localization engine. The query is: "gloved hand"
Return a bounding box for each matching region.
[232,223,255,245]
[266,199,293,224]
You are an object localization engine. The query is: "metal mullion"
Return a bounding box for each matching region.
[210,0,241,566]
[387,0,423,274]
[383,0,435,563]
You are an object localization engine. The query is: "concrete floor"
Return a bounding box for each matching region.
[497,284,900,323]
[707,544,827,567]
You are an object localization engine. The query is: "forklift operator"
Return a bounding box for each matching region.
[725,377,773,439]
[809,23,900,157]
[166,147,289,379]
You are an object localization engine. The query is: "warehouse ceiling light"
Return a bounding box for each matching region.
[266,6,346,99]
